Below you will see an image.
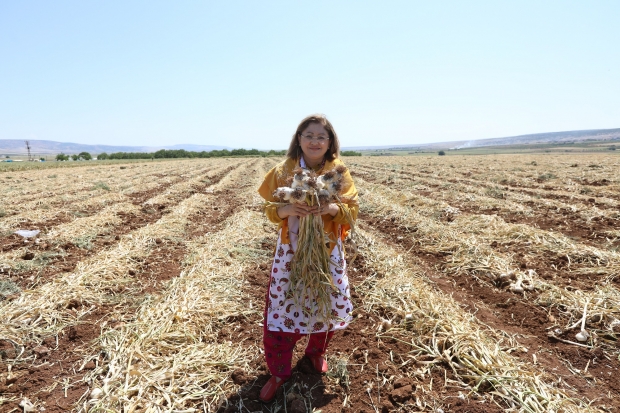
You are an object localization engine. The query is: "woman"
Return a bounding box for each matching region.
[257,114,358,402]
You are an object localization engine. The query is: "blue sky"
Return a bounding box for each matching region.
[1,1,619,150]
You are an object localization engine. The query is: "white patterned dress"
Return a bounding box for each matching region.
[266,220,353,334]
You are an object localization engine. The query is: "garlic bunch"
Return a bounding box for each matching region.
[497,270,516,286]
[273,165,348,205]
[508,270,536,293]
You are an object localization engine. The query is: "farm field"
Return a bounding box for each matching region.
[1,154,619,413]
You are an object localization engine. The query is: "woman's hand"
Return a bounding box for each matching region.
[277,203,313,219]
[310,203,339,217]
[277,203,339,219]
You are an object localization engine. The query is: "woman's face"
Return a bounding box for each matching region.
[298,122,330,163]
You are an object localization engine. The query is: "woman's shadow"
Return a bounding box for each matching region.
[217,356,338,413]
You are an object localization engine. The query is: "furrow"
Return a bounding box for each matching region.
[356,175,620,274]
[82,208,268,412]
[353,224,602,412]
[0,189,231,345]
[0,161,244,283]
[80,160,270,412]
[0,159,266,413]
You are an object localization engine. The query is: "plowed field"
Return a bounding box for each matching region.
[1,154,619,413]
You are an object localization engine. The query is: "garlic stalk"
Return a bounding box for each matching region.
[575,299,590,342]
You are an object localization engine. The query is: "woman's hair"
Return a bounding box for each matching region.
[286,114,340,161]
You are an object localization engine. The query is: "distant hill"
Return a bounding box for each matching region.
[343,128,620,151]
[0,140,232,156]
[452,128,620,149]
[343,141,463,151]
[2,128,619,156]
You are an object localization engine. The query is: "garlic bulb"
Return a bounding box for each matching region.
[328,181,342,196]
[90,388,103,399]
[575,330,590,342]
[291,169,307,189]
[290,187,306,203]
[317,189,330,204]
[509,280,524,293]
[321,170,336,182]
[273,187,294,201]
[19,399,36,412]
[380,318,392,331]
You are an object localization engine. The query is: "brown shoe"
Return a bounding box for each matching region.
[259,376,284,402]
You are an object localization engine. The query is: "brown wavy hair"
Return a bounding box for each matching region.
[286,114,340,161]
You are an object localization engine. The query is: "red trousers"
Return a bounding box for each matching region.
[263,283,334,379]
[263,321,334,380]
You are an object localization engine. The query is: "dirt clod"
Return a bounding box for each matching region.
[22,251,35,260]
[298,357,317,375]
[381,400,394,413]
[393,377,412,389]
[390,384,413,404]
[0,340,18,359]
[68,326,79,341]
[290,399,305,413]
[5,376,18,385]
[33,345,49,357]
[231,368,247,385]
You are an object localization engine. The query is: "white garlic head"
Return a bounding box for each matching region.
[575,330,590,342]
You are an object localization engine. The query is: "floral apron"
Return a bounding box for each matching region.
[265,224,353,334]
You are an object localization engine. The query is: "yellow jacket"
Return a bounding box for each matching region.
[258,157,358,251]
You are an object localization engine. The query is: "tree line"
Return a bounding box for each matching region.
[56,148,287,161]
[56,152,92,161]
[56,148,362,161]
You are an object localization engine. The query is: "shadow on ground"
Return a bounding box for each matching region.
[217,356,338,413]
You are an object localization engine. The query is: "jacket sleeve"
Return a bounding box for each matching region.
[333,202,358,225]
[258,166,284,224]
[332,168,359,225]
